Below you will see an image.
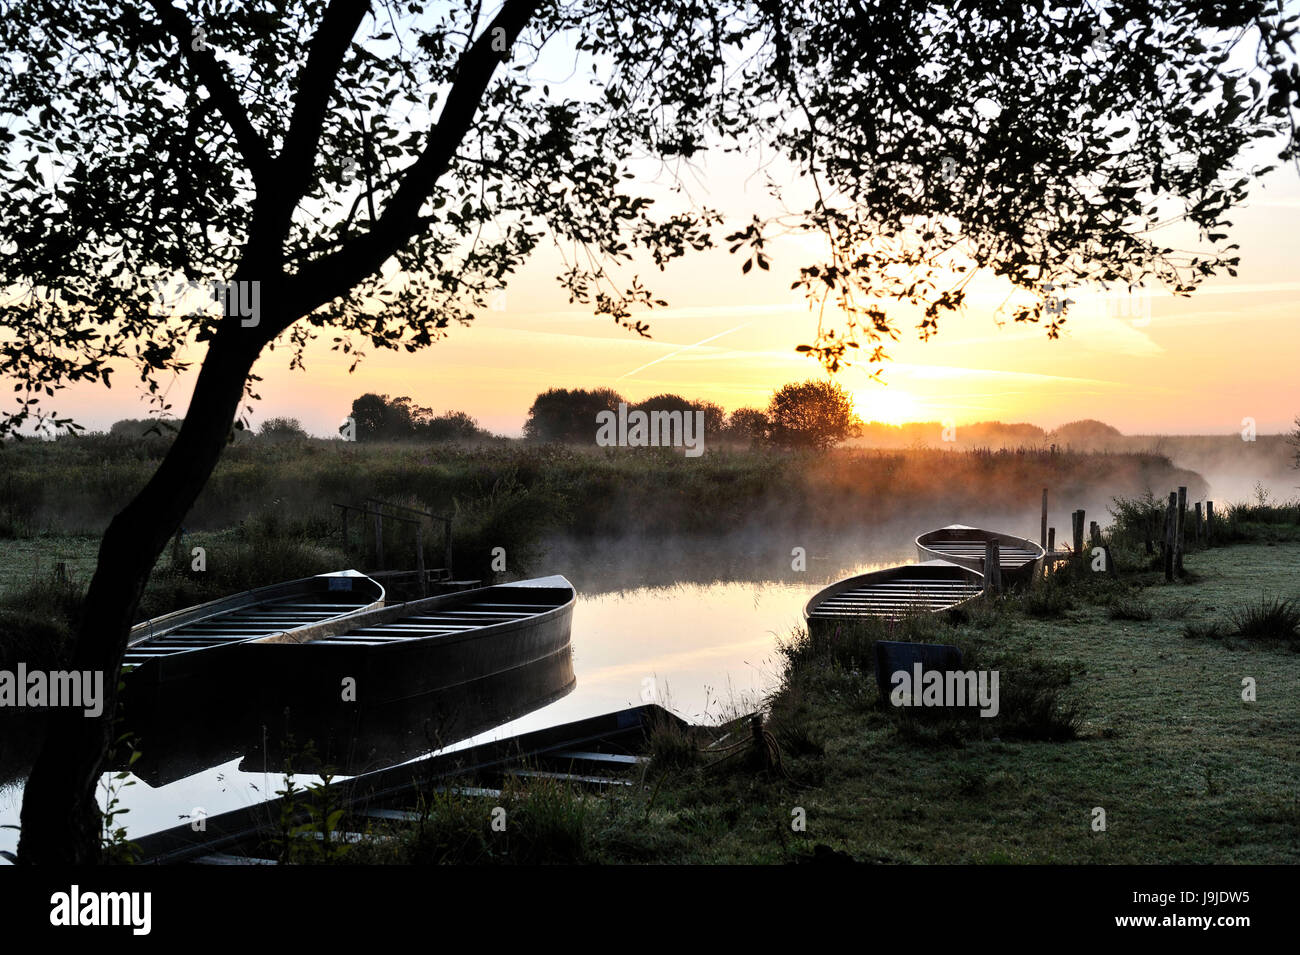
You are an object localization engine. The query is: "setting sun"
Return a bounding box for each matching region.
[853,386,922,425]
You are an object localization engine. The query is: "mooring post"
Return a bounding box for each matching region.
[1205,500,1214,545]
[1089,521,1100,549]
[984,539,1002,594]
[1194,501,1203,545]
[1047,526,1055,555]
[415,522,427,597]
[1175,486,1187,575]
[1041,488,1048,549]
[1164,492,1176,581]
[443,517,453,577]
[1072,510,1085,563]
[750,714,770,770]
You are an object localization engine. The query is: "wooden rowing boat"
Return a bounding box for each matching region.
[804,560,984,628]
[243,574,577,709]
[123,570,386,678]
[914,524,1045,585]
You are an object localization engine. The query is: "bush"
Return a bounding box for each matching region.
[1228,596,1300,642]
[1108,596,1154,621]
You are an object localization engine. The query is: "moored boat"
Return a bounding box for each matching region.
[804,560,984,628]
[243,574,577,709]
[914,524,1045,585]
[123,570,386,679]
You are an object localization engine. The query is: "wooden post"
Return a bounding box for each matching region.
[750,714,770,770]
[983,540,1002,594]
[1040,488,1048,549]
[443,518,453,577]
[1089,521,1100,548]
[1175,486,1187,575]
[1047,527,1055,555]
[1072,510,1085,563]
[415,522,427,597]
[1205,501,1214,545]
[1164,492,1176,581]
[1194,502,1203,545]
[372,503,384,571]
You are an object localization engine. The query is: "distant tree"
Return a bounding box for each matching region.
[258,416,308,441]
[1050,419,1124,448]
[633,394,725,437]
[767,380,860,451]
[633,393,693,414]
[961,421,1048,447]
[524,387,623,443]
[349,394,392,442]
[108,418,180,439]
[348,393,419,441]
[725,408,769,445]
[424,411,487,442]
[695,401,727,438]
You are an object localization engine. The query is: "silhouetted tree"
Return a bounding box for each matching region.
[524,387,623,443]
[3,0,1297,863]
[257,416,308,441]
[424,410,487,442]
[767,380,861,451]
[347,393,414,441]
[724,407,769,445]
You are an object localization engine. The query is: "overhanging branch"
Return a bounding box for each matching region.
[282,0,543,325]
[146,0,273,185]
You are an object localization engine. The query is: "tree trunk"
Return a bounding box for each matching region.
[17,327,262,863]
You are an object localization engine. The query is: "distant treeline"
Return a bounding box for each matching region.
[522,380,857,450]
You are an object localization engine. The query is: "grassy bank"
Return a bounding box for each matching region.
[335,538,1299,864]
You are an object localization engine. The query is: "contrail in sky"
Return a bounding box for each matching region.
[617,322,752,380]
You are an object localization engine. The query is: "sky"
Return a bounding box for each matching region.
[13,22,1300,440]
[59,157,1298,440]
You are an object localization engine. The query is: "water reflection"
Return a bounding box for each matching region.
[0,533,917,859]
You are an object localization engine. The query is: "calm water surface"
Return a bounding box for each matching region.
[0,535,923,859]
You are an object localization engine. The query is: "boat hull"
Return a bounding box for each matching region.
[245,576,577,710]
[804,561,984,630]
[121,571,386,716]
[915,524,1045,586]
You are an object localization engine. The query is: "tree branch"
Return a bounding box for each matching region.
[146,0,272,184]
[277,0,374,205]
[282,0,542,324]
